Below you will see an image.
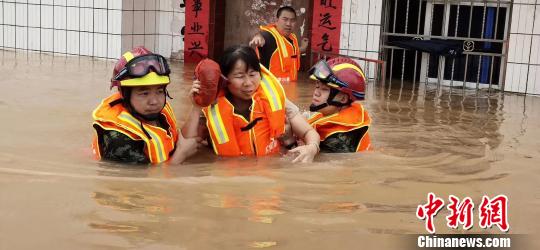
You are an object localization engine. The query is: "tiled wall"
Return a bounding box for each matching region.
[340,0,383,79]
[120,0,184,59]
[0,0,185,59]
[2,0,537,95]
[505,0,540,95]
[0,0,123,58]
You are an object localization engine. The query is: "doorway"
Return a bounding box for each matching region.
[222,0,312,51]
[382,0,511,90]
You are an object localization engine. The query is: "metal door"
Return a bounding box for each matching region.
[381,0,512,92]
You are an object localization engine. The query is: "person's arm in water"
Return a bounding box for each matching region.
[284,100,320,163]
[168,80,208,165]
[182,80,205,138]
[288,115,320,163]
[168,130,201,164]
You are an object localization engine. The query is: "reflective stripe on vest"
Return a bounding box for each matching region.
[262,25,290,60]
[259,65,284,112]
[207,103,229,145]
[202,66,286,156]
[260,25,300,80]
[117,112,167,163]
[92,92,178,163]
[308,102,371,152]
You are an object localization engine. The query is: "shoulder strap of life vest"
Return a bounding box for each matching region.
[260,24,300,72]
[203,97,240,156]
[92,92,178,163]
[203,65,286,156]
[308,102,371,151]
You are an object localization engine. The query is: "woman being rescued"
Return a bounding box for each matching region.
[182,45,320,163]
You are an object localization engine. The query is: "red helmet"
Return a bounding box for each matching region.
[310,57,366,101]
[327,57,366,100]
[110,46,170,89]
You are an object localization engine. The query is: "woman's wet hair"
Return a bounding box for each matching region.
[219,45,261,77]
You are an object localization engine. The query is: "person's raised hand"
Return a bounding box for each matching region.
[300,37,309,53]
[249,33,266,48]
[189,79,202,108]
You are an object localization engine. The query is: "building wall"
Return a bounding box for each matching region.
[0,0,184,59]
[0,0,123,58]
[505,0,540,95]
[340,0,383,79]
[2,0,538,95]
[120,0,184,60]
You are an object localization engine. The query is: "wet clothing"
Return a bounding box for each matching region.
[202,65,286,156]
[308,102,371,153]
[200,98,301,151]
[258,24,300,81]
[279,99,301,149]
[92,92,179,164]
[318,127,369,153]
[98,130,149,164]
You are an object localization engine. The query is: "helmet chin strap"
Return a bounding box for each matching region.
[309,88,348,112]
[309,102,328,112]
[127,103,165,122]
[165,89,173,99]
[138,112,162,121]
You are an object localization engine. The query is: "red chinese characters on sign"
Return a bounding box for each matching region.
[416,194,510,233]
[184,0,210,63]
[479,195,509,232]
[311,0,342,54]
[446,195,474,230]
[416,193,445,234]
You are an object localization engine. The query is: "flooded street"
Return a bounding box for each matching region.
[1,50,539,249]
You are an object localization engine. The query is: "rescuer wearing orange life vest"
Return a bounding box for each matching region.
[307,57,372,153]
[182,45,320,163]
[249,6,309,82]
[92,46,200,164]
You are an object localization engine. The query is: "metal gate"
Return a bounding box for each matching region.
[381,0,512,92]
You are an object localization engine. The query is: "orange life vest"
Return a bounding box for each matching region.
[308,102,371,152]
[202,65,286,156]
[92,92,179,164]
[260,24,300,82]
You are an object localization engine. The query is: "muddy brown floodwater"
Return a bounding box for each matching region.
[1,50,539,249]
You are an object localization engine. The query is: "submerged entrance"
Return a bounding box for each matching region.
[381,0,511,91]
[221,0,311,57]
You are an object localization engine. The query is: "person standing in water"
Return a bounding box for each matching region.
[92,46,199,164]
[182,45,320,163]
[306,57,372,153]
[249,6,309,82]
